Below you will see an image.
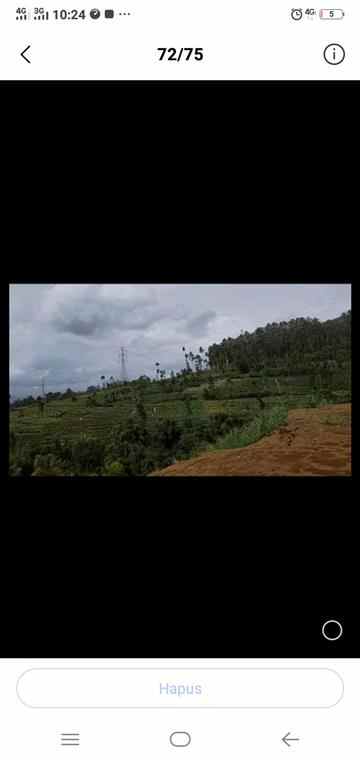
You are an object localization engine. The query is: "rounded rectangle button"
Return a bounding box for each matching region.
[170,732,191,747]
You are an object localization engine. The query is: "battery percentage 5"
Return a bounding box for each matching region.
[319,8,345,18]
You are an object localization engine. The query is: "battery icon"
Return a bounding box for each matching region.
[319,8,345,18]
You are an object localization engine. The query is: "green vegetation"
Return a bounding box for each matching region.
[208,311,351,375]
[9,312,351,476]
[210,405,289,451]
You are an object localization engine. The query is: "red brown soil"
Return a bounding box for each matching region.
[150,404,351,477]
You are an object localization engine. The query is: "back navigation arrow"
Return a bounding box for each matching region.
[21,45,31,63]
[282,732,300,747]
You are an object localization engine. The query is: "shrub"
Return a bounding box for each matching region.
[151,419,182,452]
[86,396,98,407]
[106,419,151,476]
[9,463,24,477]
[177,429,202,458]
[211,405,288,451]
[71,436,105,474]
[32,454,66,476]
[9,442,38,476]
[307,392,322,408]
[103,460,126,476]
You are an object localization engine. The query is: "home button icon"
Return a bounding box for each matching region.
[170,732,191,747]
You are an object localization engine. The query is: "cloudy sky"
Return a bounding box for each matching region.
[9,283,351,399]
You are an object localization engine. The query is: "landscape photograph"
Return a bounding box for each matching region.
[9,283,351,477]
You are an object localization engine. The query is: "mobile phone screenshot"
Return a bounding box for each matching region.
[9,283,351,478]
[0,0,359,80]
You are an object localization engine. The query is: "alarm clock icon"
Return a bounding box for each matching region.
[90,8,101,18]
[291,8,303,19]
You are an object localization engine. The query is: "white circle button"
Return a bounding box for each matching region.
[322,619,343,641]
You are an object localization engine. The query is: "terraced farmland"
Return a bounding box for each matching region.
[9,370,351,451]
[10,398,250,448]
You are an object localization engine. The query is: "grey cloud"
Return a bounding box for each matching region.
[31,354,78,373]
[54,314,106,336]
[186,310,217,336]
[50,293,166,337]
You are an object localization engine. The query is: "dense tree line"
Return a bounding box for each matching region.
[207,311,351,374]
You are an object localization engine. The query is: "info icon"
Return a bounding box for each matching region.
[90,8,101,18]
[323,43,345,64]
[105,9,115,17]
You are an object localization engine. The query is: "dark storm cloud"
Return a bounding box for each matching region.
[54,314,108,336]
[186,310,217,336]
[50,289,164,337]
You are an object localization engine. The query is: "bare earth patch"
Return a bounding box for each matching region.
[150,404,351,476]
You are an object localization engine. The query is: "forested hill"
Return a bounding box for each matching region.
[208,311,351,374]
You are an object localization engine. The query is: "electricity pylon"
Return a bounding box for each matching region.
[119,347,128,383]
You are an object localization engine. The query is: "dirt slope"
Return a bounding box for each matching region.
[150,404,351,476]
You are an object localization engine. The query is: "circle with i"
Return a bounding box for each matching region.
[323,43,345,64]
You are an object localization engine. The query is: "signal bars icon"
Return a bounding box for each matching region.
[60,732,80,747]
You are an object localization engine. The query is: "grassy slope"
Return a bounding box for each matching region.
[209,405,289,451]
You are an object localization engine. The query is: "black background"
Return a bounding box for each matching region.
[3,270,353,659]
[2,91,355,657]
[2,492,352,657]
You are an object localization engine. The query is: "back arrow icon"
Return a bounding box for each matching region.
[21,45,31,63]
[282,733,300,747]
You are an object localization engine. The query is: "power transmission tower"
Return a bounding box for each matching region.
[119,347,128,383]
[41,377,46,398]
